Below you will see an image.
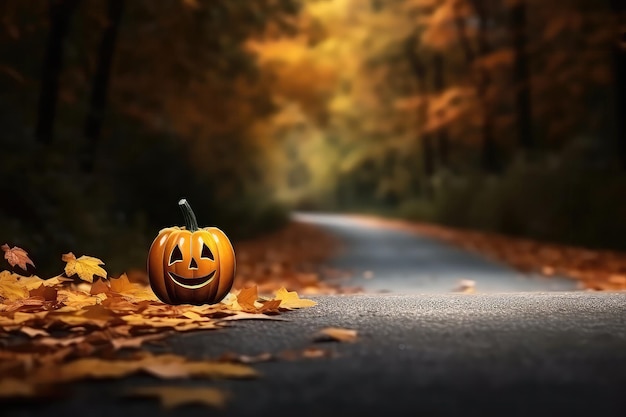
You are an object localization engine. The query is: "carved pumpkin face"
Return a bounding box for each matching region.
[147,200,235,305]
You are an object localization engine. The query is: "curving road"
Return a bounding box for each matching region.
[5,214,626,417]
[293,213,578,293]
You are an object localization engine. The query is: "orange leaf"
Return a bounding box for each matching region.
[315,327,358,343]
[126,386,229,409]
[236,286,258,310]
[1,244,35,270]
[110,274,134,294]
[29,284,58,301]
[90,279,110,295]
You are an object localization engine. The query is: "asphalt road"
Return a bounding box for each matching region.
[294,212,579,293]
[5,214,626,417]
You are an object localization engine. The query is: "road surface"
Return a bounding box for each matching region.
[5,214,626,417]
[294,212,578,293]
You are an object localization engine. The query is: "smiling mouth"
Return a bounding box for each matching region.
[168,270,216,289]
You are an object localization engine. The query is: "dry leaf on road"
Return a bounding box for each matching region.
[236,286,259,311]
[61,253,107,283]
[30,354,257,384]
[315,327,358,343]
[274,287,316,309]
[126,386,229,409]
[1,244,35,271]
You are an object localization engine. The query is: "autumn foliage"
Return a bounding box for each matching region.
[0,243,322,403]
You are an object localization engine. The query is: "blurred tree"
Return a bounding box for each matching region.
[466,0,499,172]
[509,0,533,152]
[609,0,625,168]
[432,52,449,168]
[35,0,78,145]
[404,33,435,184]
[82,0,124,173]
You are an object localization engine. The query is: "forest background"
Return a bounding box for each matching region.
[1,0,624,277]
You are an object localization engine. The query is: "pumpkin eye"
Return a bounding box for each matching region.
[169,245,183,265]
[201,243,214,261]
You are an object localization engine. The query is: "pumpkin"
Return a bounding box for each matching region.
[147,199,236,305]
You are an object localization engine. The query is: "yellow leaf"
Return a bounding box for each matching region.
[127,386,229,409]
[61,252,107,283]
[219,293,243,311]
[274,287,317,309]
[0,271,29,300]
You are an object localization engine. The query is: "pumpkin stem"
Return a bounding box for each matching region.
[178,199,199,231]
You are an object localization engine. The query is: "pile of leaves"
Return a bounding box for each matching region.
[0,242,320,406]
[231,221,358,294]
[349,215,626,291]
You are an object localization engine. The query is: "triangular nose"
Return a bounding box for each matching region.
[189,258,198,269]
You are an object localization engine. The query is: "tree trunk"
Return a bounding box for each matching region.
[510,0,534,151]
[433,53,449,168]
[404,35,435,185]
[35,0,79,145]
[468,0,499,172]
[609,0,625,169]
[82,0,124,173]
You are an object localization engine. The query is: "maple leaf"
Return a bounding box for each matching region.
[236,286,259,310]
[0,271,29,301]
[90,279,110,295]
[1,244,35,271]
[314,327,358,343]
[108,274,158,302]
[29,284,58,301]
[274,287,317,309]
[109,273,135,293]
[126,386,229,409]
[61,252,107,283]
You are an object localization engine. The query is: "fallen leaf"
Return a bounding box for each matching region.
[219,312,285,321]
[61,253,107,283]
[109,274,135,294]
[111,334,165,351]
[257,299,282,313]
[218,352,273,364]
[0,378,36,398]
[274,287,317,309]
[31,354,257,384]
[301,347,332,359]
[453,279,476,293]
[0,271,30,300]
[126,386,229,409]
[2,244,35,271]
[236,286,258,310]
[315,327,358,343]
[90,279,110,295]
[143,360,257,379]
[20,327,50,338]
[29,284,58,301]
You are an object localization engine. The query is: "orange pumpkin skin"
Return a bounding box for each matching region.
[147,201,235,305]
